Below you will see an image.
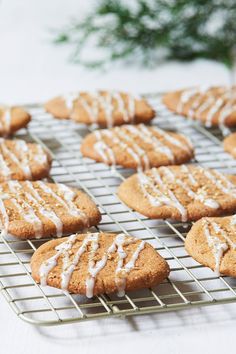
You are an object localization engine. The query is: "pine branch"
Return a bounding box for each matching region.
[53,0,236,68]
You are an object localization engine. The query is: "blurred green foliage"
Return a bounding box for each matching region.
[54,0,236,68]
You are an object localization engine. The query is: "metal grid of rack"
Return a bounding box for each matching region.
[0,92,236,326]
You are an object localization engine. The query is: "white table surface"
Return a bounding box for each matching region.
[0,1,235,353]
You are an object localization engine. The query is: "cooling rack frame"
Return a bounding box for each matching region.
[0,92,236,326]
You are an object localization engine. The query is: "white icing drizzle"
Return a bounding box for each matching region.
[0,181,88,238]
[138,168,188,221]
[127,94,136,123]
[213,170,236,198]
[160,166,219,209]
[115,235,145,297]
[8,181,43,238]
[211,221,236,250]
[0,186,9,230]
[25,181,63,237]
[203,220,228,276]
[152,168,188,221]
[202,215,236,275]
[61,233,97,291]
[40,234,77,286]
[205,96,224,127]
[14,140,32,179]
[94,128,146,171]
[137,166,236,220]
[177,88,198,113]
[0,154,10,178]
[126,125,175,161]
[94,130,116,168]
[56,184,88,222]
[0,107,12,136]
[195,95,215,121]
[93,125,192,171]
[231,214,236,226]
[201,168,236,198]
[219,102,236,135]
[39,232,145,298]
[63,92,79,111]
[2,108,11,135]
[138,172,162,207]
[188,86,210,117]
[115,127,150,170]
[180,165,197,185]
[152,127,192,153]
[112,92,129,122]
[34,145,48,165]
[0,138,32,179]
[37,181,88,226]
[63,91,137,127]
[176,86,236,128]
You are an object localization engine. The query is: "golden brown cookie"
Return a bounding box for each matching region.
[45,91,155,127]
[0,105,31,136]
[162,86,236,128]
[223,133,236,158]
[185,215,236,277]
[31,232,170,297]
[0,138,52,181]
[80,124,194,170]
[118,165,236,222]
[0,181,101,239]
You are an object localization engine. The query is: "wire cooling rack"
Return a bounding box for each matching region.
[0,92,236,326]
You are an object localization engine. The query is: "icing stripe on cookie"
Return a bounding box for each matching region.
[63,91,137,127]
[38,182,89,227]
[152,127,193,153]
[0,139,32,179]
[0,186,9,230]
[2,109,11,135]
[25,181,63,237]
[126,125,175,161]
[8,181,43,238]
[203,219,228,276]
[138,169,188,221]
[39,232,145,298]
[137,166,236,221]
[202,216,236,275]
[201,168,236,198]
[160,166,219,209]
[93,125,192,171]
[176,86,236,128]
[40,234,77,286]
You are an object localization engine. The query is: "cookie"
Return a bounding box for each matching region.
[0,138,52,181]
[223,133,236,158]
[185,215,236,277]
[117,165,236,222]
[45,91,155,127]
[31,232,170,297]
[81,124,194,170]
[0,105,31,136]
[163,86,236,129]
[0,181,101,239]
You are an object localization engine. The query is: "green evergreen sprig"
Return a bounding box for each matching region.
[54,0,236,68]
